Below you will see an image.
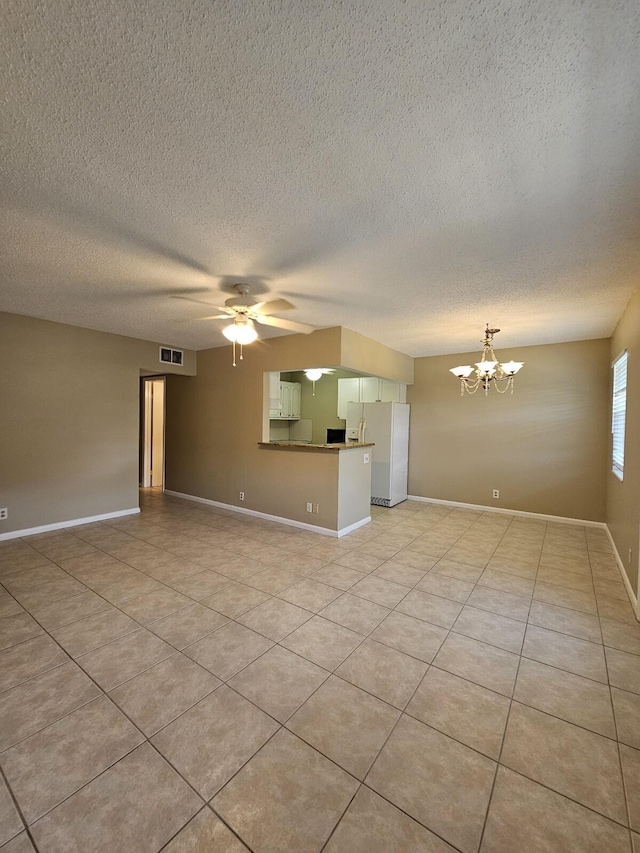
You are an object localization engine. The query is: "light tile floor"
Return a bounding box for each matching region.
[0,492,638,852]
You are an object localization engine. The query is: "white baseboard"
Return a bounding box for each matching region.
[338,517,373,537]
[0,508,141,542]
[164,490,370,538]
[604,526,640,622]
[406,495,607,529]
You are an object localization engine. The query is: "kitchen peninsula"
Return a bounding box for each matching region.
[257,440,374,536]
[258,441,375,452]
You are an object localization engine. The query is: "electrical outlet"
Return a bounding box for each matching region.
[363,453,370,464]
[313,504,319,514]
[306,502,313,513]
[239,492,245,502]
[0,508,7,521]
[492,489,499,499]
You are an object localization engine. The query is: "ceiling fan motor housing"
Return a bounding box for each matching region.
[225,283,257,308]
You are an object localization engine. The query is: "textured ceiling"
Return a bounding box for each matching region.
[2,0,640,356]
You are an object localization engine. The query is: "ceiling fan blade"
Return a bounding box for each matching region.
[255,314,315,334]
[197,314,233,320]
[252,298,295,316]
[225,297,258,309]
[169,294,224,311]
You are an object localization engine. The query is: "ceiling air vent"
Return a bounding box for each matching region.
[159,346,183,366]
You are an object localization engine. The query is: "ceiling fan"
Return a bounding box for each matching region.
[304,367,335,395]
[173,284,316,365]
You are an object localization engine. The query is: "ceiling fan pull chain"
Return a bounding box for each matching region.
[232,340,237,367]
[240,343,244,361]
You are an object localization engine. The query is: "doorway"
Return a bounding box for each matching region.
[141,377,165,489]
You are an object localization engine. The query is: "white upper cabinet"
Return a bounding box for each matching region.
[380,379,407,403]
[289,383,301,419]
[337,378,361,420]
[360,376,380,403]
[268,372,281,417]
[271,379,301,420]
[337,377,407,418]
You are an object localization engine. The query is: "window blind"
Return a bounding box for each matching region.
[612,351,628,478]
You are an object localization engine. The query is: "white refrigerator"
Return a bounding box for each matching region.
[346,402,410,507]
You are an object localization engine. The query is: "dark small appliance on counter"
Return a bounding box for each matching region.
[326,428,346,444]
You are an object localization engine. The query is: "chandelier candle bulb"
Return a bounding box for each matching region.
[449,325,524,396]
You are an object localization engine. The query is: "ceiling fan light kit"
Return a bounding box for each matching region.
[304,368,324,382]
[173,283,316,366]
[222,316,259,367]
[450,325,524,396]
[222,317,258,344]
[303,367,335,395]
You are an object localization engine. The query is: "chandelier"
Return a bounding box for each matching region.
[449,325,523,395]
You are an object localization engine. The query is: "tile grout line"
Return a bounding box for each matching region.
[16,508,626,758]
[451,512,544,851]
[2,600,228,848]
[152,500,635,842]
[309,509,526,850]
[0,585,256,849]
[157,803,259,853]
[0,497,637,850]
[0,760,39,851]
[477,515,552,850]
[477,609,531,849]
[6,532,390,848]
[600,566,635,843]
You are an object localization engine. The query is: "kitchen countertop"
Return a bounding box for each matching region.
[258,441,375,453]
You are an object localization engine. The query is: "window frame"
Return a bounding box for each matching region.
[611,350,628,481]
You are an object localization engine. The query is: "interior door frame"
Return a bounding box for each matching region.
[142,376,166,489]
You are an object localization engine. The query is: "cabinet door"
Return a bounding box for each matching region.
[280,382,292,418]
[290,384,301,419]
[337,378,360,419]
[360,376,380,403]
[269,372,282,417]
[380,379,399,402]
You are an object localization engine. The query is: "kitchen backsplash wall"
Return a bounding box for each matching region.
[290,419,312,442]
[269,422,291,441]
[268,418,313,442]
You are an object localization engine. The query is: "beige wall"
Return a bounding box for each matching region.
[340,328,414,384]
[607,291,640,596]
[164,329,344,527]
[164,326,410,530]
[0,312,196,535]
[407,338,610,523]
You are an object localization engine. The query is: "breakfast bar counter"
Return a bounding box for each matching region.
[258,441,375,453]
